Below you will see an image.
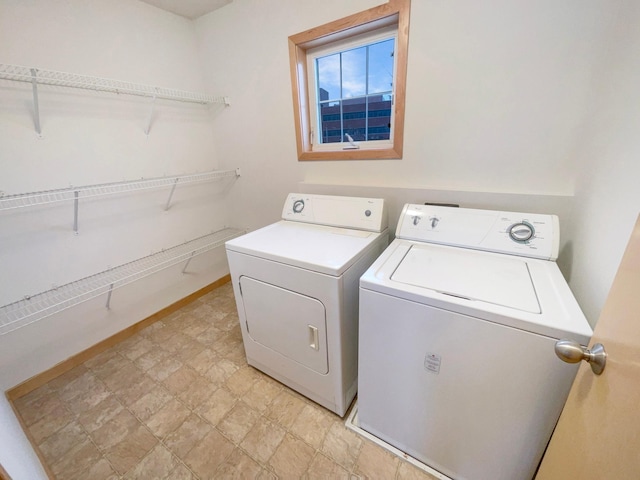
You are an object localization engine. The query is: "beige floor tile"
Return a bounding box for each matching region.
[123,444,181,480]
[194,324,226,346]
[172,337,207,363]
[119,336,155,361]
[78,458,119,480]
[177,376,219,410]
[181,317,212,339]
[304,453,350,479]
[225,365,260,396]
[47,364,89,391]
[165,464,195,480]
[160,332,196,355]
[240,416,286,464]
[61,373,111,414]
[50,436,104,480]
[146,355,183,382]
[114,373,157,407]
[196,386,237,426]
[355,441,400,479]
[103,422,158,475]
[215,447,272,479]
[290,403,336,449]
[185,347,219,375]
[134,346,173,372]
[321,422,364,471]
[203,357,239,385]
[183,429,235,478]
[164,413,214,460]
[16,390,67,427]
[242,377,282,413]
[29,401,75,444]
[91,353,131,380]
[38,420,86,464]
[265,390,306,430]
[77,394,125,433]
[129,383,173,421]
[162,364,200,395]
[397,461,441,480]
[146,397,191,438]
[90,408,144,451]
[269,433,316,479]
[101,361,147,393]
[217,401,261,444]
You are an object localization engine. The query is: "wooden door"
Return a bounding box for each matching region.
[536,214,640,479]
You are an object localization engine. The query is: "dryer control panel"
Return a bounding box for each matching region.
[282,193,388,233]
[396,204,559,260]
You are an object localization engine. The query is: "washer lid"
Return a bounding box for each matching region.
[225,221,384,276]
[391,244,541,313]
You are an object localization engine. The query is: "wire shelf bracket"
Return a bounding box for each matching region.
[0,227,245,335]
[0,169,241,234]
[0,63,230,135]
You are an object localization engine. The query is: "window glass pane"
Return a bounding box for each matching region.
[320,100,342,144]
[367,95,391,141]
[317,54,340,101]
[343,97,367,141]
[367,39,395,94]
[341,46,367,98]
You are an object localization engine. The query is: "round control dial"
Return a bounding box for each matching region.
[292,199,305,213]
[508,221,535,243]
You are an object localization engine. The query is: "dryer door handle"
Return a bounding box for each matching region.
[308,325,319,351]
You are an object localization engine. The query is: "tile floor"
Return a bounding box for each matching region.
[12,282,438,479]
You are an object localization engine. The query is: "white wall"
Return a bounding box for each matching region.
[0,0,231,477]
[194,0,624,322]
[563,0,640,324]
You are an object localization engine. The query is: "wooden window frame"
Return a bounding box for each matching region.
[288,0,410,161]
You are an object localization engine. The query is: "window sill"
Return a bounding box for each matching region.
[299,147,402,161]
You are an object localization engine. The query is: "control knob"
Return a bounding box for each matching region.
[508,221,534,243]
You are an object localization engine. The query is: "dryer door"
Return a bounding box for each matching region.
[239,276,329,374]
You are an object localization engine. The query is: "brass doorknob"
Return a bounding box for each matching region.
[555,340,607,375]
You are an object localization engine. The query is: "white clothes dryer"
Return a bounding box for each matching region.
[226,193,388,416]
[357,204,592,480]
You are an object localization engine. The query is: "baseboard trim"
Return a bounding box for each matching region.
[5,275,230,401]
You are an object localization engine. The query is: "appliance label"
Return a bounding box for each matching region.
[424,352,441,374]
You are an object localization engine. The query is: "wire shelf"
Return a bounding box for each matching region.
[0,169,240,211]
[0,63,227,105]
[0,227,245,335]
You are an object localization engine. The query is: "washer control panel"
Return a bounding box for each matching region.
[282,193,388,233]
[396,204,559,260]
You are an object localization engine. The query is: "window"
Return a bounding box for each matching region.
[310,29,396,150]
[288,0,410,161]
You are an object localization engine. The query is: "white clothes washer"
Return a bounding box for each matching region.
[225,193,388,416]
[357,204,592,480]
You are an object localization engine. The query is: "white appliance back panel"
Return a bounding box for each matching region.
[239,277,328,374]
[282,193,387,232]
[395,204,559,260]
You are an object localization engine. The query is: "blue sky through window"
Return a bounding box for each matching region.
[317,38,394,100]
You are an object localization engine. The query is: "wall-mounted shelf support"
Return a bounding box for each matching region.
[0,169,240,233]
[0,227,244,335]
[145,93,157,135]
[0,63,230,135]
[182,251,196,274]
[165,178,180,211]
[30,68,42,136]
